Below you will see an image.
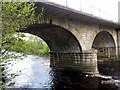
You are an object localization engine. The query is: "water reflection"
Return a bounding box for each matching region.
[4,55,120,90]
[5,55,52,88]
[50,52,98,74]
[98,60,120,77]
[50,69,101,90]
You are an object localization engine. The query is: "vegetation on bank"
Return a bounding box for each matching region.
[3,34,50,55]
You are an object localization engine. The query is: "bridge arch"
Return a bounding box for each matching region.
[92,31,116,58]
[21,24,82,53]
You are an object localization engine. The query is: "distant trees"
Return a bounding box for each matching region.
[8,34,50,55]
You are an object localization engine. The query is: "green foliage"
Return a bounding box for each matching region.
[10,38,26,53]
[2,2,37,32]
[1,2,43,59]
[37,41,50,54]
[5,35,50,55]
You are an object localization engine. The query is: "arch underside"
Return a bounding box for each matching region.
[22,24,82,53]
[92,31,116,58]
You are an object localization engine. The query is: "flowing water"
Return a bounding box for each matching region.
[2,55,120,90]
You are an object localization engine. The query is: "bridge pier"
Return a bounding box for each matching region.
[50,49,98,75]
[82,49,98,74]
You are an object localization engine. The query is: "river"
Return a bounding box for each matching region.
[2,55,120,90]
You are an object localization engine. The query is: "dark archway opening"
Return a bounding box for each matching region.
[92,31,116,60]
[20,24,83,69]
[21,24,82,53]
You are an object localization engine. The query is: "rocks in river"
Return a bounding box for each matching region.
[1,66,5,72]
[112,76,120,80]
[0,63,6,67]
[101,79,120,89]
[95,74,112,80]
[94,74,120,89]
[7,81,15,86]
[1,74,9,83]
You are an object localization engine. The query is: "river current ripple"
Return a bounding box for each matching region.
[2,55,120,90]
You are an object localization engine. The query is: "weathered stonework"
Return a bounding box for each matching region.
[50,51,98,74]
[42,16,118,56]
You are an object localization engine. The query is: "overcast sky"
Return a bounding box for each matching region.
[82,0,120,22]
[49,0,120,22]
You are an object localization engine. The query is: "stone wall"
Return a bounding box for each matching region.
[42,16,118,56]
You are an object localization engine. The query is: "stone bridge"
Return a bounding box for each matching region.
[21,1,120,74]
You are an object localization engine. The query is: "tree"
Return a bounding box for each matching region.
[1,1,43,59]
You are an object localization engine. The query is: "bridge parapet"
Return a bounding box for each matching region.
[38,0,117,22]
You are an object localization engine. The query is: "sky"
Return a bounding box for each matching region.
[82,0,120,22]
[48,0,120,22]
